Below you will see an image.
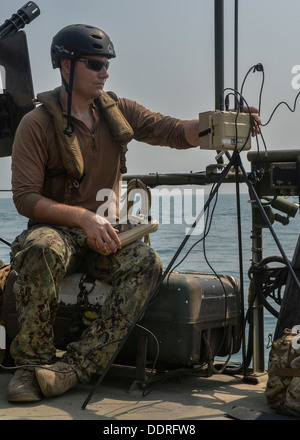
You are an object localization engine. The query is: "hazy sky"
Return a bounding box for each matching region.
[1,0,300,192]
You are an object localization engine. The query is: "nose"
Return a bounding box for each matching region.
[99,66,109,78]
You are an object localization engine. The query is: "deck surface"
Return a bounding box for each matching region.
[0,366,278,421]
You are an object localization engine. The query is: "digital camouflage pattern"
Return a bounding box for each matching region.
[0,259,11,307]
[265,329,300,417]
[10,223,162,382]
[0,259,12,364]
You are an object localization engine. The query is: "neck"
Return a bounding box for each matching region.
[60,86,95,130]
[60,86,94,113]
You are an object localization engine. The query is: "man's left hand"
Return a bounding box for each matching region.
[243,106,261,136]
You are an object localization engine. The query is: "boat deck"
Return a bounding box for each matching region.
[0,365,289,421]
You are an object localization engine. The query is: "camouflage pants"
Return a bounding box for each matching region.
[10,224,162,382]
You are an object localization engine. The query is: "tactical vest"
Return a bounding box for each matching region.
[37,88,134,203]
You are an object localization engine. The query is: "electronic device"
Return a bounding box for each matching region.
[199,110,251,151]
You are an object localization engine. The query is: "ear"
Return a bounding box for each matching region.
[60,58,71,74]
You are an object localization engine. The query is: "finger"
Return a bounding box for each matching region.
[243,106,260,115]
[101,228,121,252]
[249,106,260,114]
[108,225,122,246]
[87,237,109,254]
[253,115,261,133]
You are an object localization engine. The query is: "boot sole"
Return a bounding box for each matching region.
[8,392,42,402]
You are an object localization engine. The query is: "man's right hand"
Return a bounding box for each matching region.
[33,197,121,255]
[82,210,121,255]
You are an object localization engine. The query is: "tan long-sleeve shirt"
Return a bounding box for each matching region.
[11,90,193,220]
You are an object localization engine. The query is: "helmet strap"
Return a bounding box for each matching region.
[61,59,75,137]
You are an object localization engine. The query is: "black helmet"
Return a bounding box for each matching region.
[51,24,116,68]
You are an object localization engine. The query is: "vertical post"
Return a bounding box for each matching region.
[234,0,239,108]
[248,159,265,374]
[250,216,265,373]
[214,0,224,110]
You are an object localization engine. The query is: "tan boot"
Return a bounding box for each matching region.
[35,362,78,398]
[7,368,43,402]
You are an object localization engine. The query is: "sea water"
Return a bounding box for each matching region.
[0,192,298,366]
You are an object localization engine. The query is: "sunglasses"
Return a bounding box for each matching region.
[77,58,110,72]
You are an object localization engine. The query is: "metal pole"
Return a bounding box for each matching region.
[251,218,265,373]
[214,0,224,110]
[234,0,239,108]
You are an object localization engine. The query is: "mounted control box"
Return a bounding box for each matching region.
[248,149,300,197]
[270,162,298,190]
[199,110,251,151]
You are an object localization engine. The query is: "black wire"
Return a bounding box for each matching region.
[248,256,291,319]
[262,90,300,127]
[0,337,124,374]
[258,68,265,116]
[166,184,219,275]
[249,61,300,127]
[239,63,265,114]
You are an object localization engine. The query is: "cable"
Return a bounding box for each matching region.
[246,61,300,126]
[240,63,265,111]
[262,91,300,127]
[248,256,291,319]
[165,183,219,276]
[0,337,124,374]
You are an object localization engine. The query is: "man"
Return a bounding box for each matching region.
[7,24,260,402]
